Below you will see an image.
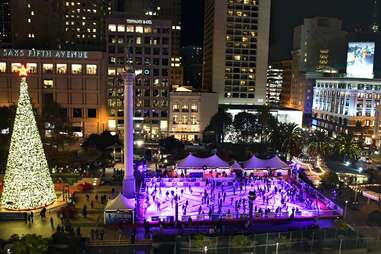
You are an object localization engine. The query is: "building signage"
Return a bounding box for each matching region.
[126,19,152,25]
[0,49,89,59]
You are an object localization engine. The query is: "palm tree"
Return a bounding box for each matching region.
[333,133,362,161]
[278,123,304,159]
[231,235,254,254]
[307,130,332,158]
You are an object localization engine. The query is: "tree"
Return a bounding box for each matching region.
[256,105,278,144]
[231,235,252,253]
[82,131,119,151]
[159,136,185,160]
[307,130,332,158]
[204,109,233,144]
[1,75,56,210]
[10,234,48,254]
[333,133,362,161]
[269,122,303,159]
[233,111,258,143]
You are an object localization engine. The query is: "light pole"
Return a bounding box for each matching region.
[344,200,349,219]
[275,242,279,254]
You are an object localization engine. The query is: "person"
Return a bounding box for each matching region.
[82,205,87,217]
[100,229,104,240]
[50,217,54,228]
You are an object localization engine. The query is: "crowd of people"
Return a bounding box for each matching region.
[143,175,323,221]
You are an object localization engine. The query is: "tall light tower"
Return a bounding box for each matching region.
[121,59,136,199]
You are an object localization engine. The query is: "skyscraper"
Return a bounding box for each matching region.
[202,0,271,105]
[0,0,11,45]
[266,64,283,105]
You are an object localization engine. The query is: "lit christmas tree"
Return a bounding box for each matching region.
[1,66,56,210]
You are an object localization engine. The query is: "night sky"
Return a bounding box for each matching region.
[181,0,376,61]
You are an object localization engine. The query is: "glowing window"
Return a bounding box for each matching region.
[11,63,21,72]
[136,26,143,33]
[191,104,198,112]
[144,26,152,33]
[234,55,241,61]
[126,25,134,32]
[0,62,6,73]
[181,104,189,112]
[43,64,54,73]
[26,63,37,73]
[57,64,67,74]
[172,104,179,112]
[108,24,116,32]
[71,64,82,74]
[43,79,54,89]
[86,64,97,75]
[108,68,116,76]
[136,37,142,45]
[117,24,125,32]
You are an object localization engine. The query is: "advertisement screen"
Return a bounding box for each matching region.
[346,42,375,78]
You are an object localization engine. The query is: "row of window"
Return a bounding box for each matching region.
[316,83,381,91]
[108,35,169,45]
[108,45,169,55]
[172,115,199,125]
[107,67,169,77]
[109,56,169,66]
[108,24,170,34]
[172,104,198,113]
[0,62,97,75]
[71,108,97,118]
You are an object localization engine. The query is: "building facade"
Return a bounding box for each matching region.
[181,46,203,88]
[202,0,271,105]
[280,59,292,107]
[312,77,381,146]
[0,0,11,45]
[169,87,218,142]
[289,17,347,118]
[0,49,107,136]
[105,18,171,141]
[266,64,283,105]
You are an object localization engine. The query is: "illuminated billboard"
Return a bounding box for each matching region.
[346,42,375,78]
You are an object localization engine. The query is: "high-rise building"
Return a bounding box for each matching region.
[0,0,11,46]
[105,18,171,141]
[181,46,203,88]
[266,64,283,105]
[202,0,271,105]
[10,0,62,49]
[289,17,347,124]
[279,60,292,107]
[112,0,182,89]
[61,0,111,51]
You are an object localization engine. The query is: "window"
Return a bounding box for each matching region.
[173,104,179,112]
[87,108,96,118]
[182,115,188,124]
[43,79,54,88]
[25,63,37,73]
[73,108,82,118]
[126,25,134,32]
[144,26,152,33]
[108,24,116,32]
[71,64,82,74]
[57,64,67,74]
[11,63,22,72]
[86,64,97,75]
[191,104,198,112]
[191,116,197,125]
[182,104,189,112]
[136,26,143,33]
[136,37,142,44]
[0,62,5,73]
[43,64,54,73]
[117,24,125,32]
[108,68,116,76]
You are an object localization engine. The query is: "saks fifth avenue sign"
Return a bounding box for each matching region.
[0,49,89,59]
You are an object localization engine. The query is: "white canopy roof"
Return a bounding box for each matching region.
[105,193,135,211]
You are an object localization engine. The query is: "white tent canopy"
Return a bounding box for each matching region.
[105,193,135,211]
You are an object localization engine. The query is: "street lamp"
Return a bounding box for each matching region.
[344,200,349,219]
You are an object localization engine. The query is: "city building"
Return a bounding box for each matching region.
[169,87,218,142]
[105,18,171,141]
[0,48,108,136]
[0,0,11,46]
[112,0,182,89]
[312,77,381,147]
[181,46,203,88]
[202,0,271,105]
[289,17,347,123]
[266,64,283,105]
[279,59,292,107]
[61,0,111,51]
[9,0,62,49]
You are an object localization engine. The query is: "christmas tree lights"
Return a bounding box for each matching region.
[1,67,56,210]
